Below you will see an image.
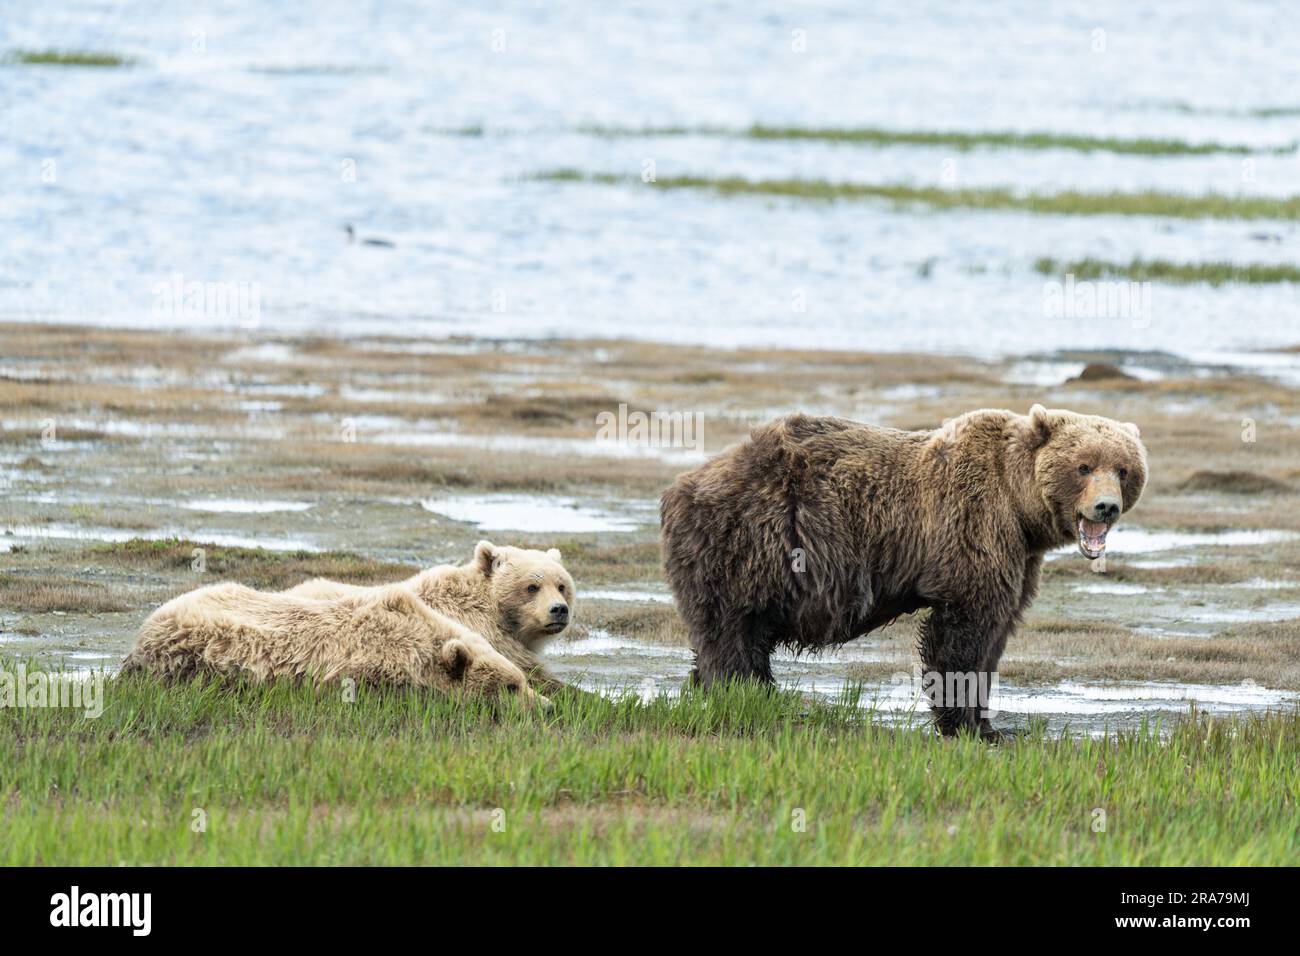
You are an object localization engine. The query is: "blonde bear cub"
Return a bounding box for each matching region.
[122,580,547,706]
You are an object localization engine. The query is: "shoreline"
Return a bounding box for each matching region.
[2,317,1299,369]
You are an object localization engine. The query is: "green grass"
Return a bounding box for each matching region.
[1034,257,1300,286]
[6,49,135,67]
[1148,101,1300,119]
[2,658,1296,864]
[533,170,1300,221]
[579,123,1294,156]
[426,124,485,137]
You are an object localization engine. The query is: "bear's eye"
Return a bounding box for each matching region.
[527,584,540,594]
[506,682,520,693]
[558,584,566,594]
[1078,464,1091,476]
[1118,467,1128,480]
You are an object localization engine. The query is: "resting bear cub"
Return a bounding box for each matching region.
[122,581,546,705]
[660,405,1147,739]
[284,541,576,696]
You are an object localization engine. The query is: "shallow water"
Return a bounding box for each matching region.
[375,424,707,464]
[420,493,655,533]
[181,498,314,514]
[1049,525,1300,562]
[546,632,1299,734]
[2,523,320,553]
[3,2,1299,357]
[584,588,674,604]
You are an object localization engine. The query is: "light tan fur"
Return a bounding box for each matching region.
[284,541,576,694]
[122,581,547,705]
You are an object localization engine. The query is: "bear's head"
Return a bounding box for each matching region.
[1021,404,1148,559]
[473,540,576,646]
[442,637,551,708]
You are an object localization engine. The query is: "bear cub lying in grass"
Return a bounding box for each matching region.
[123,541,578,704]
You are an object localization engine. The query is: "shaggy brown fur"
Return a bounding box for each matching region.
[660,404,1147,739]
[284,541,576,695]
[122,581,546,705]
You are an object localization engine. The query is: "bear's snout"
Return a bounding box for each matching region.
[548,602,569,623]
[1087,496,1121,522]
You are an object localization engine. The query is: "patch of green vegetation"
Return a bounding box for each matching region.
[579,124,1293,156]
[533,170,1300,221]
[1175,469,1294,494]
[582,603,684,645]
[541,537,663,586]
[1035,257,1300,285]
[0,426,112,445]
[671,369,728,385]
[6,49,135,67]
[2,661,1297,864]
[1146,100,1300,119]
[426,124,485,136]
[0,573,127,613]
[81,538,415,591]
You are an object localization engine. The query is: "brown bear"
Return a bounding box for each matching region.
[660,404,1147,739]
[283,541,576,696]
[122,581,547,704]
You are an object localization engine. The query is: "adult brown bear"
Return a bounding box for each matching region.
[659,405,1147,739]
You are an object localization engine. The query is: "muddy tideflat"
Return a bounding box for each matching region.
[2,322,1299,733]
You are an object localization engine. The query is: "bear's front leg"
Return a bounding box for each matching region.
[917,602,1014,741]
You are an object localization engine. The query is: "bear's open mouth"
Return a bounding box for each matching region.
[1076,516,1111,559]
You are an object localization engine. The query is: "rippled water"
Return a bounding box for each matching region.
[3,1,1299,356]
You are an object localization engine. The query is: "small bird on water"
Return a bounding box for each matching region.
[344,224,395,248]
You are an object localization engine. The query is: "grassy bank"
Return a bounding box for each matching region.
[5,49,134,67]
[1034,257,1300,286]
[534,170,1300,220]
[2,661,1296,865]
[578,124,1293,156]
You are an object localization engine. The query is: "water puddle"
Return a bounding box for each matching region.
[232,381,327,398]
[2,523,320,552]
[339,386,451,405]
[547,631,690,660]
[181,498,313,514]
[378,428,706,463]
[546,632,1299,733]
[1180,603,1300,624]
[420,494,653,533]
[1071,581,1151,595]
[1050,526,1299,561]
[222,343,299,364]
[583,588,674,604]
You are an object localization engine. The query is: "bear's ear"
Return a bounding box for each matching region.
[1025,403,1054,449]
[442,639,472,680]
[474,540,498,577]
[546,547,562,562]
[1123,421,1140,439]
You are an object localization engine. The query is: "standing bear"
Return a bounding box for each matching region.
[660,405,1147,739]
